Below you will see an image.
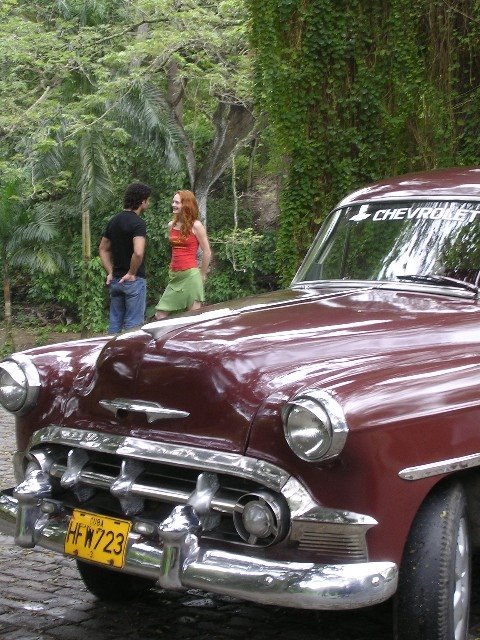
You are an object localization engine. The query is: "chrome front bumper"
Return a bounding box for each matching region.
[0,489,397,610]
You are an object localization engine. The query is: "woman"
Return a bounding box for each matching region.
[154,190,212,319]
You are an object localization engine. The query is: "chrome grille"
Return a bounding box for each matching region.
[290,522,368,562]
[298,530,368,560]
[28,444,274,547]
[48,455,239,514]
[22,426,375,562]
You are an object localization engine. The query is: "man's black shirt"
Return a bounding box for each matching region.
[103,210,147,278]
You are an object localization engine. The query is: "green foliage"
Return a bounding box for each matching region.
[247,0,480,285]
[0,176,70,349]
[28,255,107,332]
[0,180,68,277]
[253,228,279,291]
[207,227,275,302]
[11,0,480,318]
[78,257,109,333]
[206,193,252,232]
[0,0,261,325]
[0,342,14,359]
[28,263,80,314]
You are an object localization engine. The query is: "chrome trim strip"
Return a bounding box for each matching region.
[399,452,480,480]
[0,492,16,536]
[0,492,398,610]
[99,398,189,422]
[291,280,477,300]
[29,426,291,491]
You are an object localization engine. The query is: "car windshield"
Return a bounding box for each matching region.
[293,200,480,289]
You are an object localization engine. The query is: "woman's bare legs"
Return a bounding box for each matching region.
[155,302,201,320]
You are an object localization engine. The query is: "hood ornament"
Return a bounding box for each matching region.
[99,398,189,423]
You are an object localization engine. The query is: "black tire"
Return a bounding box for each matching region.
[393,481,471,640]
[76,560,155,601]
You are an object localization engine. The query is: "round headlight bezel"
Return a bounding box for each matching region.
[281,389,348,462]
[0,354,40,415]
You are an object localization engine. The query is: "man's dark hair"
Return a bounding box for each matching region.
[123,182,152,210]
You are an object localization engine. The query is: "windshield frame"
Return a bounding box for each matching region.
[291,196,480,300]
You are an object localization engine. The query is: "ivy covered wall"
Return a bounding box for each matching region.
[247,0,480,284]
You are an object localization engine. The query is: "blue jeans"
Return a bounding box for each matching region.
[108,277,146,334]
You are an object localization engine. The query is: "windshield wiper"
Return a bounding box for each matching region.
[396,274,478,294]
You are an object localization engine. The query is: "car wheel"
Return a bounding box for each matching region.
[76,560,155,601]
[393,481,471,640]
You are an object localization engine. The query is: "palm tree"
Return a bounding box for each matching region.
[32,78,179,333]
[0,180,67,350]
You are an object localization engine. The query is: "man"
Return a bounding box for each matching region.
[99,182,152,334]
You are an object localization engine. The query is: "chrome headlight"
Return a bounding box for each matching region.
[0,355,40,415]
[281,389,348,462]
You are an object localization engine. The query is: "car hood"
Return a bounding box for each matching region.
[67,285,479,454]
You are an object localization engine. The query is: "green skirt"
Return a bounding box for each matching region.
[155,268,205,313]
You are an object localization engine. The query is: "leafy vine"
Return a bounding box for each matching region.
[247,0,480,285]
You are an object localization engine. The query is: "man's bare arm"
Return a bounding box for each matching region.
[119,236,145,282]
[98,237,113,285]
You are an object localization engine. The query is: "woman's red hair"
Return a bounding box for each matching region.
[174,190,199,237]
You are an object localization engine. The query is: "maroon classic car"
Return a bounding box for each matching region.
[2,167,480,640]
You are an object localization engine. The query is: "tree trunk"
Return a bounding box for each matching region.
[166,60,196,188]
[193,102,256,226]
[247,136,258,194]
[2,262,14,351]
[232,155,239,231]
[165,62,256,226]
[82,205,91,262]
[80,194,91,337]
[195,189,208,225]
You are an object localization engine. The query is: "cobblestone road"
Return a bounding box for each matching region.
[0,407,479,640]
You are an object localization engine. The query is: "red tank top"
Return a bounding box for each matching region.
[170,227,199,271]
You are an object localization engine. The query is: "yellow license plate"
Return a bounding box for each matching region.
[64,509,131,568]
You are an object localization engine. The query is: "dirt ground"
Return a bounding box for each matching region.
[0,326,102,354]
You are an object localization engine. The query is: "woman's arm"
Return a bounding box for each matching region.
[193,220,212,280]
